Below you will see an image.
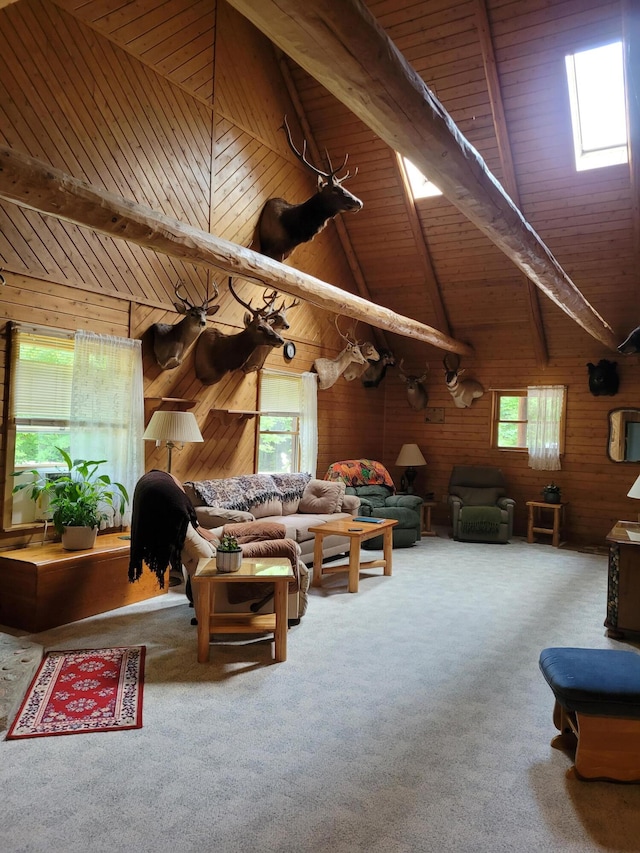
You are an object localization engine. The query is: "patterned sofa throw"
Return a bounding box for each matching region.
[325,459,395,491]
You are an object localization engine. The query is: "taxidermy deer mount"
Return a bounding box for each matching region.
[398,359,429,410]
[313,319,367,390]
[241,292,301,373]
[152,281,220,370]
[254,116,363,262]
[342,341,380,381]
[443,354,484,408]
[362,348,396,388]
[194,278,285,386]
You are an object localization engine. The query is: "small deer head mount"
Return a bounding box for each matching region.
[241,291,301,373]
[151,280,219,370]
[313,318,366,390]
[398,359,429,410]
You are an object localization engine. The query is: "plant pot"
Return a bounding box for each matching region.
[215,548,243,573]
[61,525,98,551]
[543,492,561,504]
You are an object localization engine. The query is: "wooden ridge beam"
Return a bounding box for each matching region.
[0,144,473,356]
[226,0,619,352]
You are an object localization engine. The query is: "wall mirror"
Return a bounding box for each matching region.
[608,408,640,462]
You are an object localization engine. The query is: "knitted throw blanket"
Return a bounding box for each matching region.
[128,470,197,589]
[459,506,502,535]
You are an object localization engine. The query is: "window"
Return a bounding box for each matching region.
[6,324,143,529]
[492,391,528,450]
[565,41,628,171]
[400,155,442,199]
[257,371,317,475]
[491,386,566,470]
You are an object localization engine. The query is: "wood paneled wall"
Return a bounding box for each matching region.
[0,0,382,549]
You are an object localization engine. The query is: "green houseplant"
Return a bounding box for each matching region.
[215,533,243,573]
[13,448,129,550]
[542,482,561,504]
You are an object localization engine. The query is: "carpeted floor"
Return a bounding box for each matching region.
[2,532,640,853]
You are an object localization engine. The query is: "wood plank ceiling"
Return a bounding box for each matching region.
[38,0,640,367]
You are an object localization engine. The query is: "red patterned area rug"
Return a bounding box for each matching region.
[6,646,145,740]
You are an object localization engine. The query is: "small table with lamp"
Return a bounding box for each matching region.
[395,443,427,494]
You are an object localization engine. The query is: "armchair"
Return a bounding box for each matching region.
[448,465,515,543]
[325,459,422,548]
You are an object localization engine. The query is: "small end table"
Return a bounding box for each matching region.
[421,501,437,536]
[192,557,294,663]
[526,500,569,548]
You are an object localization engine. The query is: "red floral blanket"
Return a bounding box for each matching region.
[324,459,395,490]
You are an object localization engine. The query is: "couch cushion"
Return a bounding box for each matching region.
[259,511,351,543]
[299,479,346,514]
[251,499,283,519]
[195,506,255,528]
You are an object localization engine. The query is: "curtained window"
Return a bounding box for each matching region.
[257,370,318,475]
[526,385,566,471]
[7,324,143,529]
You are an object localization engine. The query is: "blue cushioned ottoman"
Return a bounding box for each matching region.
[539,647,640,782]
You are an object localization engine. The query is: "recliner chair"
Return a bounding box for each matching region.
[325,459,422,548]
[448,465,515,543]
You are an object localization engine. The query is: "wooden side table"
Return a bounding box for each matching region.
[421,501,437,536]
[192,557,294,663]
[526,501,568,548]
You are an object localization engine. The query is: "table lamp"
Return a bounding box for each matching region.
[395,443,427,494]
[143,410,203,473]
[628,473,640,521]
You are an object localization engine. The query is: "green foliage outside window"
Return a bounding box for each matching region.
[496,395,527,449]
[258,415,298,473]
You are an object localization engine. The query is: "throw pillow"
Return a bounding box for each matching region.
[299,478,346,514]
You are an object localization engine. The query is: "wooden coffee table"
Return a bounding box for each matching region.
[192,557,295,663]
[308,517,398,593]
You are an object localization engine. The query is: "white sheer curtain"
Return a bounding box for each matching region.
[70,331,145,526]
[301,371,318,476]
[526,385,565,471]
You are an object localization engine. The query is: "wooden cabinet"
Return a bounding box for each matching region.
[0,532,166,633]
[605,521,640,639]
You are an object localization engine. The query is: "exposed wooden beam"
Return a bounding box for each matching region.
[0,144,473,356]
[474,0,548,368]
[226,0,619,352]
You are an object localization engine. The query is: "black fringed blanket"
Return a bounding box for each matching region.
[128,470,198,588]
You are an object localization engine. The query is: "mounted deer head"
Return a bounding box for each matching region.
[398,359,429,410]
[313,319,366,390]
[194,278,285,386]
[151,280,219,370]
[241,291,301,373]
[255,116,363,262]
[362,348,396,388]
[443,353,484,408]
[342,341,380,381]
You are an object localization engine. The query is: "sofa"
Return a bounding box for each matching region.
[325,459,422,548]
[183,472,360,565]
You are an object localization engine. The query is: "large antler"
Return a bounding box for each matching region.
[282,116,352,182]
[229,278,277,318]
[174,279,218,310]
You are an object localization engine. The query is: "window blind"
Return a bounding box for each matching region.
[11,328,74,422]
[260,372,302,414]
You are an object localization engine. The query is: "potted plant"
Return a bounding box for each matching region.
[13,448,129,551]
[542,482,562,504]
[215,533,243,573]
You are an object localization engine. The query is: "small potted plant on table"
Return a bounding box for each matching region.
[542,482,562,504]
[215,533,243,573]
[13,448,129,550]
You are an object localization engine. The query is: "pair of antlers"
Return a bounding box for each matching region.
[282,115,357,184]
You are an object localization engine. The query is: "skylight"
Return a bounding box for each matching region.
[401,157,442,199]
[565,41,628,172]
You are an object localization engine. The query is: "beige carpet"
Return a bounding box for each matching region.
[2,532,640,853]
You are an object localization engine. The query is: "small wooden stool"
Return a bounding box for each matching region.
[526,500,568,547]
[539,647,640,782]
